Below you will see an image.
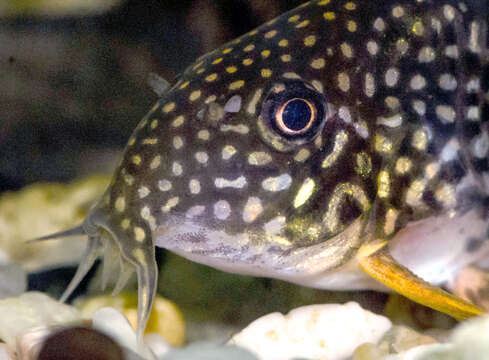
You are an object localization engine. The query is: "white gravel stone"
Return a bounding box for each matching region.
[228,302,392,360]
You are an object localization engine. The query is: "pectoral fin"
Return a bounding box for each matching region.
[357,244,484,320]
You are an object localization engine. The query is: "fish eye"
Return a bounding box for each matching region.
[258,79,327,149]
[276,98,316,135]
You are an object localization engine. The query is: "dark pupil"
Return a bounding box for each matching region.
[282,99,312,131]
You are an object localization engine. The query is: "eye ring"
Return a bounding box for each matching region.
[276,98,316,135]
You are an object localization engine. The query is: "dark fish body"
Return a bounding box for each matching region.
[40,0,489,337]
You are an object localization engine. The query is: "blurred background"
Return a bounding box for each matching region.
[0,0,453,337]
[0,0,306,191]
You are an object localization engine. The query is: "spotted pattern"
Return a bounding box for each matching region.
[60,0,489,339]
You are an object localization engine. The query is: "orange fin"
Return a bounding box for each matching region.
[357,245,484,320]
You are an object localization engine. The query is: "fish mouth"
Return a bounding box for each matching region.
[153,215,366,282]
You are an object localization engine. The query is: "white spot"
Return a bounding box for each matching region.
[158,179,172,192]
[248,152,272,165]
[264,216,286,236]
[410,74,426,90]
[138,186,150,199]
[222,145,237,160]
[338,107,352,123]
[215,176,247,189]
[261,174,292,192]
[224,95,242,113]
[195,152,209,164]
[340,43,353,58]
[443,5,456,21]
[441,139,460,162]
[214,200,231,220]
[247,88,263,115]
[373,18,385,31]
[364,73,375,97]
[242,197,263,223]
[338,72,350,92]
[412,100,427,116]
[431,17,442,33]
[294,178,315,208]
[367,41,379,55]
[472,132,489,158]
[186,205,206,218]
[467,78,480,92]
[467,106,480,120]
[198,129,210,140]
[162,197,179,213]
[445,45,459,59]
[294,148,310,162]
[436,105,456,123]
[439,74,457,91]
[172,162,183,176]
[418,46,435,62]
[392,5,404,18]
[354,122,369,139]
[282,72,301,79]
[173,136,184,149]
[385,68,399,87]
[220,124,249,134]
[189,179,201,194]
[385,96,400,110]
[311,80,323,93]
[377,114,403,128]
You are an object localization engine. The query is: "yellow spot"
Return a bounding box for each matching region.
[355,152,372,176]
[226,66,238,73]
[395,157,412,174]
[132,249,145,264]
[192,61,203,70]
[345,2,357,10]
[132,155,142,165]
[205,73,218,82]
[375,134,393,153]
[412,128,428,151]
[121,219,130,230]
[304,35,316,47]
[384,208,398,235]
[435,183,456,207]
[281,54,292,62]
[261,68,272,78]
[179,81,189,89]
[150,155,161,170]
[229,80,245,90]
[311,58,325,69]
[150,119,158,129]
[162,102,175,113]
[212,57,223,64]
[172,115,185,127]
[261,49,271,58]
[278,39,288,47]
[412,20,424,36]
[265,30,277,38]
[288,14,300,22]
[323,11,336,20]
[244,44,255,52]
[115,197,125,212]
[347,20,357,32]
[189,90,201,101]
[318,0,330,5]
[196,68,205,74]
[242,58,253,66]
[377,170,391,198]
[142,138,158,145]
[296,20,310,28]
[294,178,315,208]
[134,227,146,242]
[222,47,233,54]
[249,29,258,36]
[128,138,136,146]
